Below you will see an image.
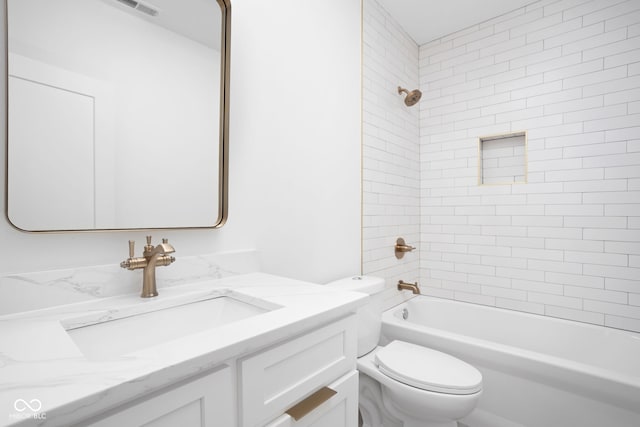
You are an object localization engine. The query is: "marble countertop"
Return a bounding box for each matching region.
[0,272,367,427]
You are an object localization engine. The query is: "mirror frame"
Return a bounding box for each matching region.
[3,0,231,232]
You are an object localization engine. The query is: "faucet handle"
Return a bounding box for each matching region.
[128,240,135,258]
[162,238,169,244]
[145,235,154,252]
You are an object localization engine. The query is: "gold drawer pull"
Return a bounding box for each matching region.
[285,386,337,421]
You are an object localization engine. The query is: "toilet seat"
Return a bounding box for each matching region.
[375,340,482,395]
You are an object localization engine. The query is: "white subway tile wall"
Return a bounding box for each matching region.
[419,0,640,331]
[362,0,420,309]
[363,0,640,331]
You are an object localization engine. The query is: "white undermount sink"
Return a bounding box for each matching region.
[66,295,270,360]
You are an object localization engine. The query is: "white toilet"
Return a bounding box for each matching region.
[327,276,482,427]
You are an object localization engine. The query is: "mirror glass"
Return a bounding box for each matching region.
[5,0,229,231]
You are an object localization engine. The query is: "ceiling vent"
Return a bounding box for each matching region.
[114,0,159,17]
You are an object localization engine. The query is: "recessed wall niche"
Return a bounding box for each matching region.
[478,131,527,185]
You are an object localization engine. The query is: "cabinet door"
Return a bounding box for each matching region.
[83,365,234,427]
[264,371,358,427]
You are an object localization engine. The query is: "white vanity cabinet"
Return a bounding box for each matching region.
[239,315,358,427]
[76,315,358,427]
[81,364,234,427]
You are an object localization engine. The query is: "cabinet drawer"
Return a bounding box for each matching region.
[240,315,357,427]
[265,370,358,427]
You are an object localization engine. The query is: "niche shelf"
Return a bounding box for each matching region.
[478,131,527,185]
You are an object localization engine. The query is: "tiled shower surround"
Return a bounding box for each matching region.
[362,0,420,308]
[364,0,640,332]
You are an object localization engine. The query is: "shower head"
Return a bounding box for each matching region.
[398,86,422,107]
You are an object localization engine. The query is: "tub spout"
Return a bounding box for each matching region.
[397,280,420,294]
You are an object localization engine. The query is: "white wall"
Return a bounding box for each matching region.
[362,0,420,309]
[419,0,640,332]
[0,0,361,285]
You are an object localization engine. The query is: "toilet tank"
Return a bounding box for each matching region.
[326,276,385,357]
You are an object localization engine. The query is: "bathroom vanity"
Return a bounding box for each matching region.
[0,273,366,427]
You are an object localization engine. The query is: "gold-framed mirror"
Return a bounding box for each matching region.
[5,0,230,231]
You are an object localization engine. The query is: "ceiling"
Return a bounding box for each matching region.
[376,0,536,45]
[100,0,221,49]
[101,0,533,50]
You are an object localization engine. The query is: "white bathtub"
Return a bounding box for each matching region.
[381,296,640,427]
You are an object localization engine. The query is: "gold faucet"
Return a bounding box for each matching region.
[120,236,176,298]
[397,280,420,294]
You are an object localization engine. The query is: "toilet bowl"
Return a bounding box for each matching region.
[326,276,482,427]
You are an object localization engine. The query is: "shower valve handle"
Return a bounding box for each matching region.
[395,237,416,259]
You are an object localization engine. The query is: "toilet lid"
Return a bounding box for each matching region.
[375,340,482,395]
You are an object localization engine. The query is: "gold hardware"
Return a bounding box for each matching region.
[394,237,416,259]
[397,280,420,295]
[120,236,176,298]
[285,387,337,421]
[397,86,422,107]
